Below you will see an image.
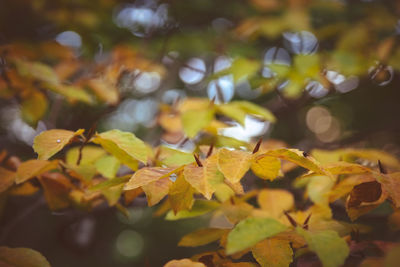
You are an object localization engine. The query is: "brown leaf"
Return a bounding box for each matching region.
[348,181,382,208]
[0,167,15,193]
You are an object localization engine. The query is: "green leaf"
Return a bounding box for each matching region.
[230,58,261,82]
[15,59,59,85]
[33,129,84,160]
[226,217,288,255]
[45,84,93,104]
[92,129,150,168]
[65,146,106,166]
[296,228,349,267]
[231,101,276,123]
[0,246,51,267]
[89,176,130,192]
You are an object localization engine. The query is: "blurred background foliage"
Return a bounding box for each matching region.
[1,0,400,266]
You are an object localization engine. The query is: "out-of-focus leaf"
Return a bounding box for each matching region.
[142,177,172,206]
[257,189,294,218]
[101,183,124,206]
[169,172,195,214]
[64,163,96,182]
[324,162,371,175]
[232,101,276,123]
[15,160,59,184]
[307,175,335,205]
[229,58,261,82]
[329,175,374,202]
[0,246,51,267]
[0,167,15,193]
[92,129,150,169]
[45,84,93,104]
[9,182,39,196]
[296,227,349,267]
[226,217,288,255]
[86,78,119,105]
[217,148,252,183]
[124,167,177,190]
[164,258,206,267]
[15,59,59,85]
[375,172,400,208]
[94,155,120,179]
[217,104,248,125]
[33,129,84,160]
[181,109,214,138]
[251,238,293,267]
[39,173,73,210]
[251,155,281,181]
[165,200,220,220]
[20,91,48,126]
[89,176,130,192]
[178,228,228,247]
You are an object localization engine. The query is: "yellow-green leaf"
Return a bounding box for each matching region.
[15,159,59,184]
[306,175,335,205]
[21,91,48,126]
[94,155,120,179]
[251,238,293,267]
[226,217,288,255]
[178,228,228,247]
[15,59,59,85]
[65,145,106,166]
[296,228,349,267]
[0,246,51,267]
[33,129,84,160]
[182,109,214,138]
[92,129,150,168]
[165,200,220,220]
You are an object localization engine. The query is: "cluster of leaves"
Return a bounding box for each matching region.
[1,96,400,266]
[0,42,165,126]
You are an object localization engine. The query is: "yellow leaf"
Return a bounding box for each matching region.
[21,91,48,126]
[33,129,84,160]
[15,59,59,85]
[142,177,172,206]
[0,246,51,267]
[264,149,326,175]
[44,84,94,104]
[251,238,293,267]
[217,148,252,184]
[92,129,150,168]
[324,162,372,175]
[87,78,119,105]
[124,167,177,190]
[165,200,220,220]
[9,182,39,196]
[251,155,281,181]
[178,228,228,247]
[0,167,15,193]
[257,189,294,218]
[158,146,194,167]
[230,101,276,123]
[101,183,124,206]
[164,258,205,267]
[375,172,400,208]
[169,172,195,214]
[15,159,59,184]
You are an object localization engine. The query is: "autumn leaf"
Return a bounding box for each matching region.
[0,167,15,193]
[181,109,214,138]
[169,172,195,214]
[15,159,59,184]
[15,59,59,85]
[324,162,372,175]
[33,129,84,160]
[89,176,130,192]
[86,78,119,105]
[296,227,349,267]
[0,246,51,267]
[124,166,177,190]
[375,172,400,208]
[226,217,288,255]
[264,149,326,175]
[164,258,206,267]
[257,189,294,218]
[251,238,293,267]
[347,181,382,208]
[178,228,228,247]
[45,84,93,104]
[20,91,48,126]
[39,173,73,210]
[65,145,105,166]
[217,148,252,183]
[251,155,281,181]
[94,155,120,179]
[306,175,335,205]
[142,177,173,206]
[92,129,150,169]
[158,146,195,167]
[165,200,220,220]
